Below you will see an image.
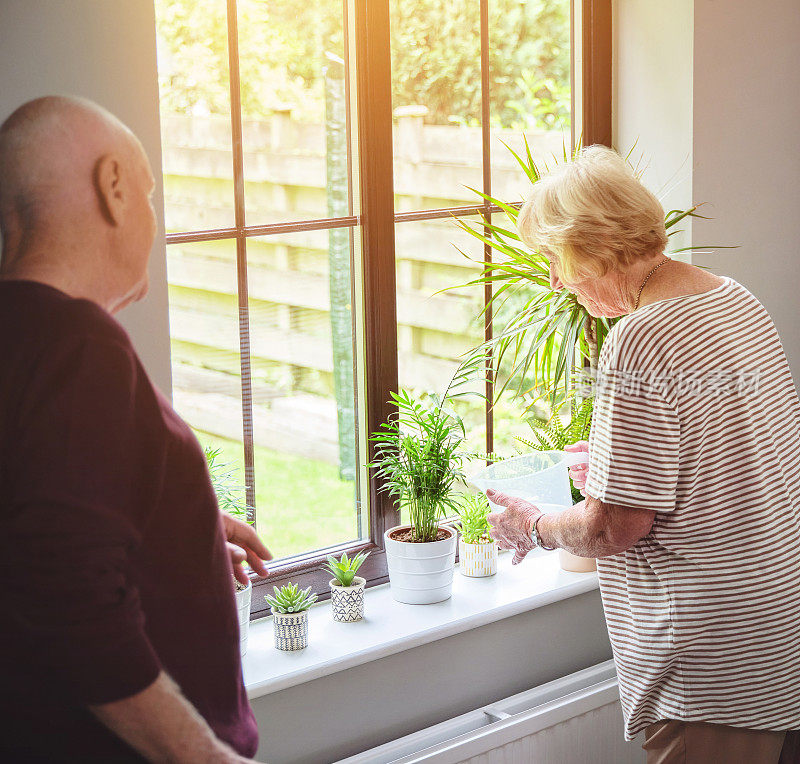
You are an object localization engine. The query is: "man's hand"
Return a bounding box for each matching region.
[565,441,590,496]
[220,513,272,586]
[486,490,542,565]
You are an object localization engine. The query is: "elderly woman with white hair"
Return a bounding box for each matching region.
[486,146,800,763]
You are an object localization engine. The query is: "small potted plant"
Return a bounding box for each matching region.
[455,494,498,577]
[323,550,370,622]
[205,447,255,655]
[370,389,463,604]
[265,583,317,651]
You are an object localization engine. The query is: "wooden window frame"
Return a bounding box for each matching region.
[162,0,611,620]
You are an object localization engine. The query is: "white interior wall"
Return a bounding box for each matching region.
[693,0,800,375]
[612,0,695,256]
[0,0,172,395]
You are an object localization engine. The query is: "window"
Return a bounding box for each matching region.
[154,0,610,617]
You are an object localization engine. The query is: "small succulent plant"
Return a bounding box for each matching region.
[323,550,370,587]
[456,494,494,545]
[265,583,318,614]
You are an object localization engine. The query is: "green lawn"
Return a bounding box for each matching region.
[196,432,362,561]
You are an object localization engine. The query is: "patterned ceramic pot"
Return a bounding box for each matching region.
[234,580,252,656]
[459,538,498,577]
[272,609,309,651]
[330,576,366,623]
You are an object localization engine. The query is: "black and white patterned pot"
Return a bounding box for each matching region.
[330,576,366,623]
[272,609,309,651]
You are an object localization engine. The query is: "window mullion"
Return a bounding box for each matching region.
[480,0,494,460]
[354,0,400,546]
[225,0,257,524]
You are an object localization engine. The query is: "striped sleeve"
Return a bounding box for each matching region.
[585,368,680,512]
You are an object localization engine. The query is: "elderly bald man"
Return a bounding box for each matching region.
[0,96,271,763]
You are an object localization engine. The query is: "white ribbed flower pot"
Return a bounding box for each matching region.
[330,576,366,623]
[459,538,498,577]
[234,580,251,656]
[272,609,309,651]
[384,524,457,604]
[559,549,597,573]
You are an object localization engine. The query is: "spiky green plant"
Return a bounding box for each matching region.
[370,389,466,543]
[323,550,370,587]
[454,138,713,407]
[205,447,253,521]
[455,494,494,544]
[265,582,318,614]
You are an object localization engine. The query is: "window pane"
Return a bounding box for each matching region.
[395,218,486,468]
[390,0,482,212]
[395,216,543,494]
[246,228,363,560]
[236,0,354,226]
[167,238,246,462]
[155,0,237,232]
[489,0,572,200]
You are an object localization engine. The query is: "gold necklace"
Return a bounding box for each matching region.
[633,258,670,311]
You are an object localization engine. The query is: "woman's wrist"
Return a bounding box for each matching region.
[535,513,558,550]
[533,513,557,550]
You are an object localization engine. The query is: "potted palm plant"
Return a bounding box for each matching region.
[205,447,254,656]
[455,494,498,577]
[265,583,317,651]
[323,550,370,623]
[370,389,465,604]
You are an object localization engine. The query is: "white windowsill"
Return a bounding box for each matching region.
[242,550,598,700]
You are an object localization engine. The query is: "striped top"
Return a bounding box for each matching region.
[584,276,800,740]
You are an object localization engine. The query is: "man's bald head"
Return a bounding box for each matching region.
[0,95,145,241]
[0,96,157,312]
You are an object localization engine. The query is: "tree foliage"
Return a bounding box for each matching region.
[155,0,570,129]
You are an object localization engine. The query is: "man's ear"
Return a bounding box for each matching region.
[94,153,125,226]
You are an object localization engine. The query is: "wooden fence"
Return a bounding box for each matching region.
[163,112,567,465]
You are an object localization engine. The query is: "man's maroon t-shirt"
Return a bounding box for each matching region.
[0,281,258,761]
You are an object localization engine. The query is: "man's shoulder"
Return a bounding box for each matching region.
[58,296,133,351]
[0,280,134,355]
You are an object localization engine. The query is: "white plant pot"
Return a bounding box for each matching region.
[559,549,597,573]
[234,580,252,657]
[272,609,309,651]
[459,538,498,577]
[384,524,457,605]
[330,576,366,622]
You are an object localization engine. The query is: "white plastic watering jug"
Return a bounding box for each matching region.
[470,449,590,512]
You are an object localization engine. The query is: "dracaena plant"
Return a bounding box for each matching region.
[323,551,370,587]
[265,583,318,614]
[455,138,711,407]
[455,494,494,545]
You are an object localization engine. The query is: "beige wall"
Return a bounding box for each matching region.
[612,0,694,256]
[614,0,800,376]
[693,0,800,374]
[0,0,172,395]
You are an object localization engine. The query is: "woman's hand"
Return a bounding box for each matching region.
[486,489,542,565]
[220,513,273,586]
[565,441,590,496]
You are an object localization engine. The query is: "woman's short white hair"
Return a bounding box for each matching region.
[516,145,668,283]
